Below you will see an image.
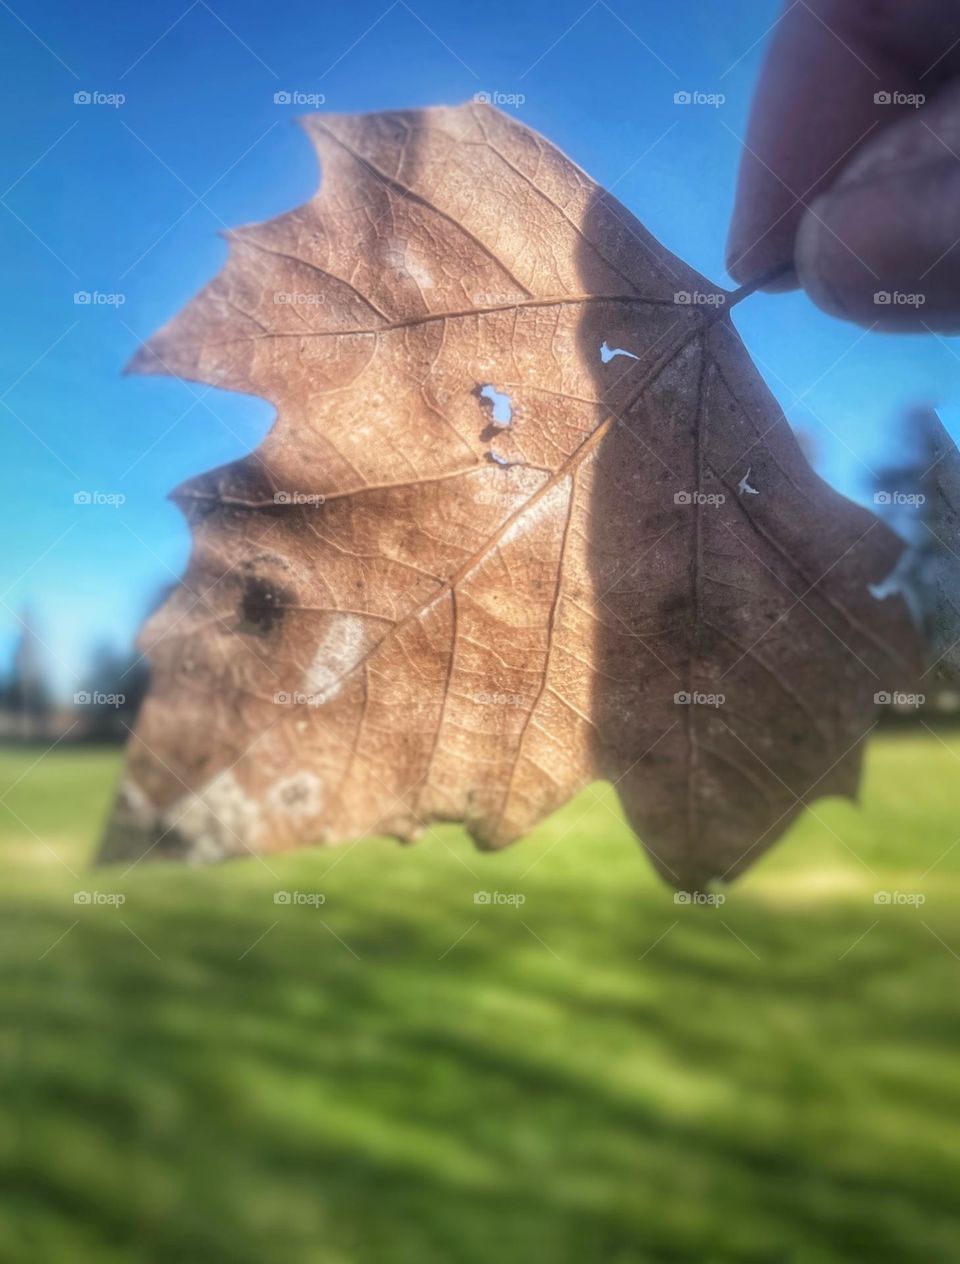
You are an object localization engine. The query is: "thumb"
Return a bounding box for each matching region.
[795,80,960,333]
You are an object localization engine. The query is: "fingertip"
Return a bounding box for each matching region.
[725,232,798,293]
[793,196,862,324]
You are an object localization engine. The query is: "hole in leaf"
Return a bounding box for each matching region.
[600,340,639,364]
[869,554,910,603]
[738,468,759,496]
[868,580,896,600]
[478,384,513,427]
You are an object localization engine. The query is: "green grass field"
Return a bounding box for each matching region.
[2,733,959,1263]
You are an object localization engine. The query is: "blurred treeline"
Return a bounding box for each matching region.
[0,585,172,744]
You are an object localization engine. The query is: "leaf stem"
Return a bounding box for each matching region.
[726,262,793,308]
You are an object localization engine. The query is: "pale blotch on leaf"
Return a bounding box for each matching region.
[302,614,368,706]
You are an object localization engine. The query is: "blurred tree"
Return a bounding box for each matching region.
[72,583,174,741]
[76,641,150,741]
[0,606,52,737]
[870,405,960,719]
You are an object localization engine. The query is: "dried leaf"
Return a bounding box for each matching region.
[101,103,922,887]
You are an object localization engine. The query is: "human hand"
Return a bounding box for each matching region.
[727,0,960,332]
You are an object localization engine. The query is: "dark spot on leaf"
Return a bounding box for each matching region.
[239,576,292,636]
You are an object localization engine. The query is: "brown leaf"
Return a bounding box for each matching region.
[100,103,922,887]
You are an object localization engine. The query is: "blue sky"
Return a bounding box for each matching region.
[2,0,959,695]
